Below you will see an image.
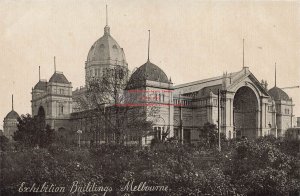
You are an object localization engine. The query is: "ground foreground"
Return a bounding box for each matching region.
[1,137,300,196]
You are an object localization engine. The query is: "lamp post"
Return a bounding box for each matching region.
[217,89,221,152]
[77,130,82,148]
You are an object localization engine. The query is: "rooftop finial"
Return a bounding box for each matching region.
[12,94,14,111]
[104,5,110,35]
[54,56,56,73]
[275,62,277,87]
[106,4,108,26]
[243,38,245,68]
[148,30,150,62]
[39,66,41,81]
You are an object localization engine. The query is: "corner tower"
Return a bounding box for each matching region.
[85,5,128,86]
[125,30,174,145]
[31,59,72,130]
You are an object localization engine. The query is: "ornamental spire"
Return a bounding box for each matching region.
[12,94,14,111]
[242,38,245,68]
[106,4,108,26]
[54,56,56,73]
[275,62,277,87]
[147,30,150,62]
[104,5,110,35]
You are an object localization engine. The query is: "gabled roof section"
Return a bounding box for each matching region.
[174,69,241,94]
[174,68,270,97]
[245,72,270,96]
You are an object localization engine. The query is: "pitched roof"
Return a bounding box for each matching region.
[33,80,47,91]
[49,72,69,84]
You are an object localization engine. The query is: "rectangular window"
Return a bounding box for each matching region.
[213,99,217,106]
[285,109,290,114]
[59,105,64,115]
[268,106,272,112]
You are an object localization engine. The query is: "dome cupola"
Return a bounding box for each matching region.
[268,63,290,101]
[86,32,127,66]
[126,60,170,89]
[268,87,290,101]
[85,5,127,86]
[4,95,19,120]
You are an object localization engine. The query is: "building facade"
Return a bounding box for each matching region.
[26,10,296,145]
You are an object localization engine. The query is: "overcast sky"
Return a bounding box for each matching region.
[0,0,299,129]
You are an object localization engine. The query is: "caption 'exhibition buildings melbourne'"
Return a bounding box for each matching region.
[3,9,296,145]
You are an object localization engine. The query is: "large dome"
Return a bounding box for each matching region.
[86,26,127,66]
[126,60,169,89]
[268,87,290,101]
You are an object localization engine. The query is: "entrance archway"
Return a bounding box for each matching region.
[233,86,258,139]
[37,106,45,119]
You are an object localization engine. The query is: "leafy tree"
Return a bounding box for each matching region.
[199,122,226,149]
[13,114,55,148]
[55,128,77,147]
[1,139,300,196]
[222,138,300,195]
[74,65,159,145]
[0,135,9,151]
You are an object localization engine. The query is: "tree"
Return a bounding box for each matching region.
[53,128,77,148]
[13,114,55,148]
[222,138,300,195]
[0,135,9,151]
[199,122,226,149]
[74,64,159,145]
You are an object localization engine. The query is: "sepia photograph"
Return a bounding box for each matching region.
[0,0,300,195]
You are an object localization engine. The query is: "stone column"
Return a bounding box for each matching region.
[223,91,235,139]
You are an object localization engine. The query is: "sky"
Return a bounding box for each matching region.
[0,0,299,129]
